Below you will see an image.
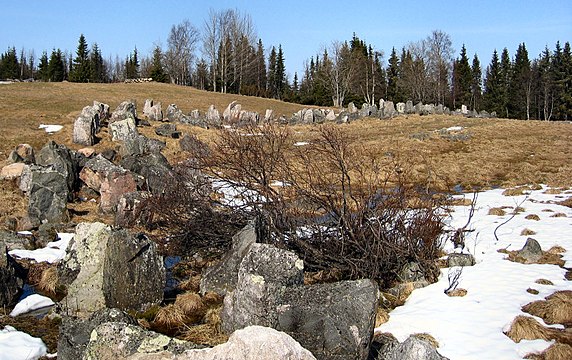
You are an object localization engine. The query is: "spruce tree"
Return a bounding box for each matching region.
[483,50,503,115]
[386,47,400,102]
[255,39,267,97]
[554,41,572,120]
[275,45,286,99]
[509,43,532,119]
[149,45,167,83]
[37,51,49,81]
[499,48,512,117]
[0,47,19,79]
[452,44,472,109]
[267,46,277,98]
[90,43,105,83]
[471,54,482,111]
[71,34,91,82]
[48,49,65,82]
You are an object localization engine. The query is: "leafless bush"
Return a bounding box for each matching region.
[199,123,446,287]
[145,160,246,256]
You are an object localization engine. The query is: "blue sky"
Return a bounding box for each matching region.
[1,1,571,78]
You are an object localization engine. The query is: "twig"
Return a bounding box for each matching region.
[493,194,529,242]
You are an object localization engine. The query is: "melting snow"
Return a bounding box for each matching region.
[38,124,63,133]
[376,186,572,359]
[0,326,47,360]
[8,233,73,264]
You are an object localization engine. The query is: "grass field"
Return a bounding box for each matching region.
[0,82,571,226]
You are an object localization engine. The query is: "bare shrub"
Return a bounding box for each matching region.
[201,123,446,287]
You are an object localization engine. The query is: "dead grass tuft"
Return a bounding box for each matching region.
[558,198,572,208]
[202,291,223,307]
[503,187,528,196]
[543,188,566,195]
[515,206,526,213]
[375,307,390,327]
[488,207,507,216]
[177,275,201,293]
[36,266,58,296]
[450,197,473,206]
[412,333,440,348]
[504,315,555,343]
[181,306,227,346]
[521,228,537,236]
[525,343,572,360]
[522,291,572,326]
[174,292,206,324]
[304,268,344,285]
[527,288,540,295]
[536,279,554,286]
[525,214,541,221]
[152,304,186,336]
[550,213,567,218]
[446,288,468,297]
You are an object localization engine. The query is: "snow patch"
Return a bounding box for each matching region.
[38,124,63,133]
[0,326,47,360]
[10,294,55,317]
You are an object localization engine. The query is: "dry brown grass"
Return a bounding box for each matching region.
[177,275,201,293]
[412,333,440,348]
[526,214,541,221]
[202,291,223,308]
[504,315,558,343]
[525,343,572,360]
[36,266,58,296]
[558,198,572,208]
[521,228,537,236]
[503,187,529,196]
[152,304,186,336]
[522,291,572,326]
[447,288,468,297]
[174,292,206,324]
[550,213,567,218]
[488,207,507,216]
[536,279,555,286]
[181,306,228,346]
[375,307,390,327]
[527,288,540,295]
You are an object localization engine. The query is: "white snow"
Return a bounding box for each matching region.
[445,126,464,132]
[0,326,47,360]
[376,186,572,359]
[293,141,309,146]
[38,124,63,133]
[9,294,55,317]
[8,233,73,264]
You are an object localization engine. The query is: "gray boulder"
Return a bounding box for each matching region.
[223,101,242,124]
[103,231,164,312]
[380,101,396,119]
[518,238,543,263]
[325,109,337,122]
[396,102,405,114]
[1,241,24,307]
[73,105,100,146]
[447,253,476,267]
[26,165,70,226]
[142,99,153,116]
[114,191,152,228]
[143,99,163,121]
[83,322,203,359]
[58,308,137,360]
[110,117,138,141]
[93,101,110,122]
[206,105,221,127]
[110,100,137,123]
[120,152,174,194]
[200,219,260,296]
[155,123,180,138]
[36,141,77,198]
[8,143,35,164]
[277,279,378,360]
[398,262,426,282]
[264,109,274,122]
[222,243,304,332]
[60,222,113,317]
[182,326,316,360]
[166,104,187,122]
[405,100,414,114]
[238,110,260,127]
[348,102,358,114]
[120,134,166,157]
[382,336,448,360]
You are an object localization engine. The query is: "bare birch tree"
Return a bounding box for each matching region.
[165,19,200,85]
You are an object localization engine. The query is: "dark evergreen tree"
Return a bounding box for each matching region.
[37,51,49,81]
[255,39,267,97]
[452,44,472,109]
[499,48,512,117]
[149,45,167,83]
[483,50,503,115]
[509,43,532,119]
[471,54,482,111]
[535,46,554,120]
[267,46,277,98]
[48,49,65,82]
[0,47,19,79]
[124,47,140,79]
[90,43,106,82]
[386,47,401,102]
[275,45,287,99]
[552,41,572,120]
[70,34,91,82]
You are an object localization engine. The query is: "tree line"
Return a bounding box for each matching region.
[0,9,570,120]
